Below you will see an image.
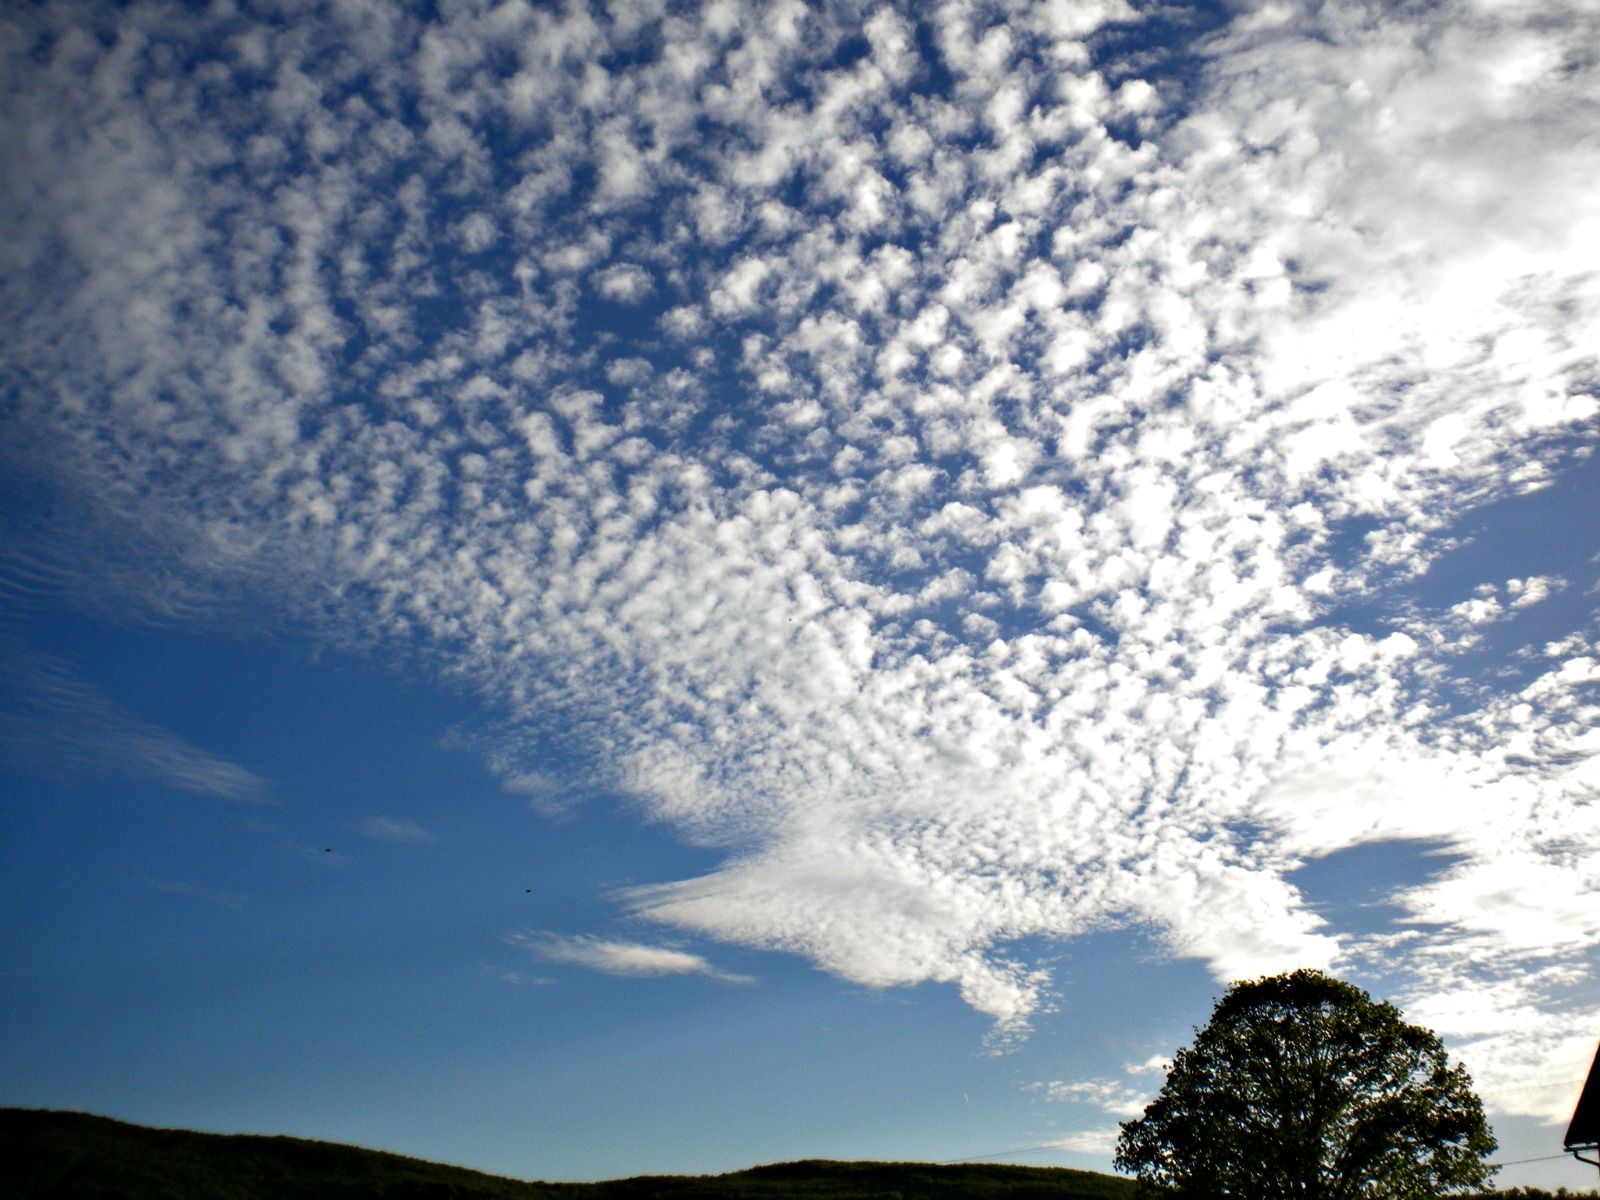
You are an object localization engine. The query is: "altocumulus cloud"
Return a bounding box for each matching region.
[1,0,1596,1122]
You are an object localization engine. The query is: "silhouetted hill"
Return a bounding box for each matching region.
[7,1108,1592,1200]
[1,1108,1135,1199]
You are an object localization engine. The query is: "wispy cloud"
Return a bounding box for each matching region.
[0,641,265,803]
[1046,1129,1123,1157]
[508,932,754,986]
[138,876,248,909]
[1032,1079,1151,1120]
[357,816,436,844]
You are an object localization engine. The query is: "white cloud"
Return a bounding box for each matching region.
[358,816,436,844]
[1046,1128,1122,1156]
[1035,1078,1151,1119]
[508,932,753,985]
[595,262,654,303]
[1508,575,1562,608]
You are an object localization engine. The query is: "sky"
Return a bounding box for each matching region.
[1,0,1598,1190]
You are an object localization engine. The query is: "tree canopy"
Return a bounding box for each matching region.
[1114,969,1496,1199]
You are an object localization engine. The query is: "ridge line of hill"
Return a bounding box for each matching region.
[4,1107,1593,1200]
[4,1107,1134,1200]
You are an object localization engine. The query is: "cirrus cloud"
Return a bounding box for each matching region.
[509,932,754,986]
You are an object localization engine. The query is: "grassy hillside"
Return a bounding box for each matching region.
[1,1108,1135,1200]
[7,1108,1593,1200]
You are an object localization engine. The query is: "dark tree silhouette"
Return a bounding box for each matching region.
[1115,969,1496,1199]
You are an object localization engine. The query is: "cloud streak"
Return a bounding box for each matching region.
[509,933,754,986]
[0,641,266,803]
[358,816,437,844]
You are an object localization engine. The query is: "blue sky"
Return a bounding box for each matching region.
[1,0,1597,1189]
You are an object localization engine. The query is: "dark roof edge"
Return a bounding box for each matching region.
[1565,1039,1600,1149]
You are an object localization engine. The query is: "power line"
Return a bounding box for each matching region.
[936,1144,1071,1165]
[1491,1153,1578,1168]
